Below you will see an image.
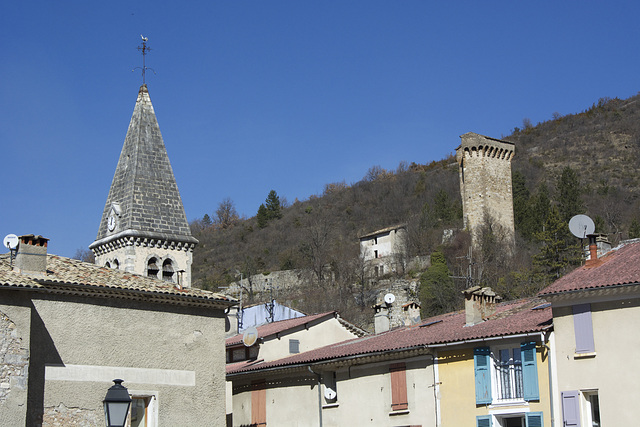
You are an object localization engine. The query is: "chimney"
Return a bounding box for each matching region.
[584,233,611,266]
[373,303,390,333]
[463,286,501,326]
[402,302,421,326]
[14,235,49,277]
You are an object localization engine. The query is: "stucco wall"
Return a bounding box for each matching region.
[552,297,640,426]
[258,317,359,362]
[230,356,434,427]
[437,341,550,427]
[19,294,227,426]
[0,291,31,427]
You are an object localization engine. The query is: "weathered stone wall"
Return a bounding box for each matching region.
[456,132,515,248]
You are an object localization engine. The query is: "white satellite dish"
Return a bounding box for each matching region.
[324,387,337,400]
[3,234,18,250]
[384,293,396,305]
[242,326,259,347]
[569,215,595,239]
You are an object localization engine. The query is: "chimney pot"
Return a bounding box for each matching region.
[14,234,49,277]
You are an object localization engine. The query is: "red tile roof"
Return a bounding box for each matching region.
[539,239,640,296]
[227,297,551,375]
[226,312,337,347]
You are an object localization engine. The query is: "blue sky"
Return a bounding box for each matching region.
[2,1,639,258]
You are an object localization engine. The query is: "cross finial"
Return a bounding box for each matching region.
[133,35,156,85]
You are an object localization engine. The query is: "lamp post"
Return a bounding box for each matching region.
[103,379,132,427]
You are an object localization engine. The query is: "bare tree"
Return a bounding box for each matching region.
[215,197,239,229]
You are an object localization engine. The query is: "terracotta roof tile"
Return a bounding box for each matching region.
[226,312,337,346]
[0,253,235,307]
[539,239,640,296]
[228,297,551,374]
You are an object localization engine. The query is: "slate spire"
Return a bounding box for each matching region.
[90,84,198,287]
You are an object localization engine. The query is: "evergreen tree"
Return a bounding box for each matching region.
[512,171,533,239]
[629,218,640,239]
[202,213,212,227]
[265,190,283,220]
[419,250,458,318]
[257,204,269,229]
[557,166,584,223]
[434,189,455,225]
[531,183,551,239]
[533,206,581,284]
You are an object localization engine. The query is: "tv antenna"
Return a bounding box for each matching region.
[132,35,156,84]
[384,293,396,305]
[3,234,19,268]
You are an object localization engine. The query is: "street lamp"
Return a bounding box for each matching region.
[103,379,132,427]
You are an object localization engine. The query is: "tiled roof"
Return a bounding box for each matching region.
[228,297,551,374]
[359,223,407,239]
[226,312,337,347]
[539,239,640,296]
[0,253,235,308]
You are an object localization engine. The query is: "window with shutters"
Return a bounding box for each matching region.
[477,412,544,427]
[289,339,300,354]
[573,304,595,354]
[474,342,539,405]
[389,363,409,412]
[251,381,267,426]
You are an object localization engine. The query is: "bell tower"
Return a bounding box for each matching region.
[90,84,198,287]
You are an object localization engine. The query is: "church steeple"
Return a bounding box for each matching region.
[90,84,198,287]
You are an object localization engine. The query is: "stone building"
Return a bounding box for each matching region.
[359,224,407,277]
[90,84,198,287]
[0,234,235,426]
[456,132,515,248]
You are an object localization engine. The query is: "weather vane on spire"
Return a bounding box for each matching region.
[133,35,156,85]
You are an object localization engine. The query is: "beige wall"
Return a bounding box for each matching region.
[1,291,227,427]
[552,296,640,426]
[437,340,550,427]
[258,317,359,362]
[230,355,435,427]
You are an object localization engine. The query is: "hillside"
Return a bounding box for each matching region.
[190,92,640,326]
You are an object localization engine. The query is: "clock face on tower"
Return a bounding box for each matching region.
[108,215,116,231]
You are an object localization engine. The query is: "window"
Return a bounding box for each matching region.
[147,257,159,278]
[251,381,266,426]
[495,348,523,400]
[474,342,539,405]
[389,363,408,412]
[562,390,600,427]
[289,339,300,354]
[478,413,544,427]
[322,372,337,405]
[127,392,157,427]
[113,259,119,269]
[162,259,174,282]
[573,304,595,354]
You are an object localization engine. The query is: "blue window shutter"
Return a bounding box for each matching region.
[526,412,544,427]
[561,390,581,427]
[474,347,492,404]
[521,341,539,401]
[476,415,492,427]
[573,304,595,353]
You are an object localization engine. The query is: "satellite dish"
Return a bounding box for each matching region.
[384,293,396,305]
[569,215,595,239]
[324,387,337,400]
[3,234,18,250]
[242,326,259,347]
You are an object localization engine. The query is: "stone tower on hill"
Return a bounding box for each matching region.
[90,84,198,287]
[456,132,515,249]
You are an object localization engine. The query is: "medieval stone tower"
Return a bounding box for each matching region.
[90,84,198,287]
[456,132,515,249]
